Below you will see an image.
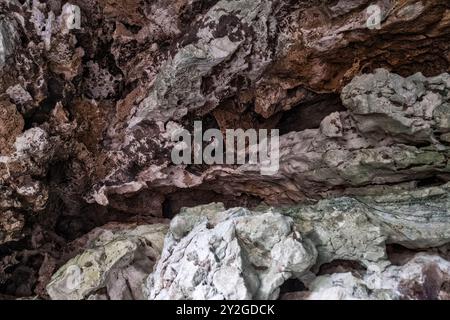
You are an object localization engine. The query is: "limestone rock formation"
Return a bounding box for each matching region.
[284,182,450,266]
[144,204,317,300]
[0,0,450,300]
[43,189,450,300]
[143,182,450,300]
[299,253,450,300]
[91,68,450,207]
[46,223,168,300]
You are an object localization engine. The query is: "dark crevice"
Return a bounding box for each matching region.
[416,176,447,188]
[162,188,263,219]
[278,94,345,135]
[162,198,175,219]
[318,259,367,276]
[279,278,307,295]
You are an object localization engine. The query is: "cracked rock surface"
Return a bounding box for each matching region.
[52,182,450,300]
[294,253,450,300]
[1,0,450,300]
[46,223,168,300]
[144,203,317,300]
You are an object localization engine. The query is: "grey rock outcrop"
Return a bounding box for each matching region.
[143,182,450,299]
[144,203,317,300]
[341,68,450,144]
[304,254,450,300]
[357,184,450,248]
[47,181,450,300]
[46,224,168,300]
[282,198,388,267]
[303,272,375,300]
[284,182,450,266]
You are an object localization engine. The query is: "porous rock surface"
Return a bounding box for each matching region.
[284,182,450,266]
[144,203,317,300]
[297,253,450,300]
[46,223,168,300]
[52,182,450,300]
[0,0,450,300]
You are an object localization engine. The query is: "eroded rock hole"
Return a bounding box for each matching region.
[279,278,307,294]
[278,94,345,135]
[318,259,367,276]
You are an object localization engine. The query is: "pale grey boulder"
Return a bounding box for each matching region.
[46,224,168,300]
[282,198,388,267]
[364,253,450,300]
[145,182,450,299]
[48,181,450,300]
[304,272,374,300]
[341,68,450,144]
[305,253,450,300]
[357,183,450,248]
[145,203,317,300]
[284,183,450,266]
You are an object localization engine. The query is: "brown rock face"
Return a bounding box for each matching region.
[0,0,449,299]
[0,99,24,155]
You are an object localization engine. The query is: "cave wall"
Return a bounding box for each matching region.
[0,0,449,299]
